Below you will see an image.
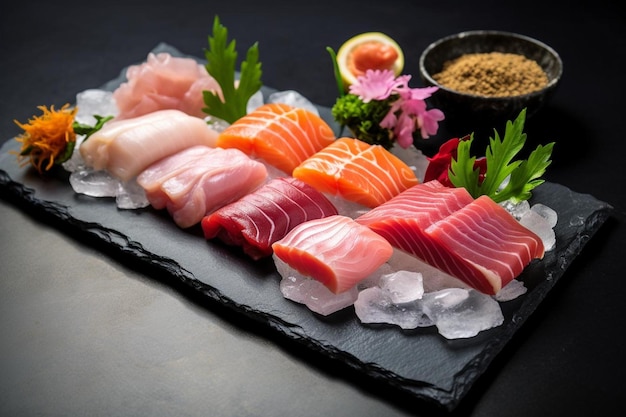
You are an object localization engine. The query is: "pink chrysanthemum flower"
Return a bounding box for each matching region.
[339,68,445,149]
[349,69,397,102]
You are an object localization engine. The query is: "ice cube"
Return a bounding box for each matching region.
[501,199,531,220]
[386,250,468,292]
[115,180,150,210]
[75,89,118,124]
[69,168,120,197]
[246,90,264,113]
[422,289,504,339]
[519,209,556,251]
[531,203,558,228]
[267,90,319,116]
[354,287,433,329]
[391,145,430,182]
[379,270,424,303]
[494,279,527,302]
[279,275,358,316]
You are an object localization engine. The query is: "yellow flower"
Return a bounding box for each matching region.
[13,104,78,174]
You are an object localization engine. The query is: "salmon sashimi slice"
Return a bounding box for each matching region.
[272,215,394,294]
[356,181,544,295]
[292,137,418,208]
[201,177,338,260]
[216,103,336,174]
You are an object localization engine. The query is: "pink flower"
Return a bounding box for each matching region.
[417,108,445,139]
[345,69,444,148]
[349,69,397,102]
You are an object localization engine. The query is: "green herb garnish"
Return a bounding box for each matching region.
[73,114,114,143]
[202,15,262,124]
[331,94,396,149]
[449,109,555,203]
[326,47,345,98]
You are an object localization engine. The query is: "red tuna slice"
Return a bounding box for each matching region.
[202,177,338,260]
[356,181,544,295]
[424,195,545,294]
[356,180,475,229]
[272,215,393,294]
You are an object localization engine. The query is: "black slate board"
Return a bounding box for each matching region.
[0,46,613,411]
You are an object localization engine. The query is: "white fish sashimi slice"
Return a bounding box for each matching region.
[272,215,393,294]
[80,109,219,181]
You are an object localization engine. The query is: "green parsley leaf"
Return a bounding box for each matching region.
[331,94,396,149]
[449,108,555,203]
[203,15,262,124]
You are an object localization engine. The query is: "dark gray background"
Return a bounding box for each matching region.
[1,1,624,416]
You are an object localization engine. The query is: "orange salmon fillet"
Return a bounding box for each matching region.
[216,103,336,174]
[292,137,419,208]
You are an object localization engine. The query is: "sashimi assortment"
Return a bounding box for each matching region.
[12,34,559,339]
[272,215,394,294]
[80,109,219,182]
[292,137,418,208]
[137,145,267,229]
[216,103,336,174]
[201,177,338,260]
[356,180,545,295]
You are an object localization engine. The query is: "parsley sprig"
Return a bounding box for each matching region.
[202,16,262,124]
[449,109,555,203]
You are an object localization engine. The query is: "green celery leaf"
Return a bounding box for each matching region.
[449,134,482,197]
[493,142,555,203]
[478,109,527,196]
[448,108,555,203]
[203,15,262,124]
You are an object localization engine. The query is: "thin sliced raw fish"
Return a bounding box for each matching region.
[202,177,338,260]
[80,109,218,181]
[137,146,267,228]
[216,103,336,174]
[113,52,222,120]
[424,195,545,294]
[356,181,544,295]
[272,215,393,294]
[292,137,418,208]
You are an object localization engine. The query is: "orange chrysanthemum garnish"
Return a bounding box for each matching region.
[13,104,78,174]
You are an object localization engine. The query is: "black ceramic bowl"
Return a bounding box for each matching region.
[419,30,563,131]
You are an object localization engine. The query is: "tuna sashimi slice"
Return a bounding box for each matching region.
[356,180,475,229]
[137,146,267,229]
[80,109,219,181]
[216,103,336,174]
[292,137,418,208]
[424,195,545,294]
[356,181,544,295]
[272,215,394,294]
[201,177,338,260]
